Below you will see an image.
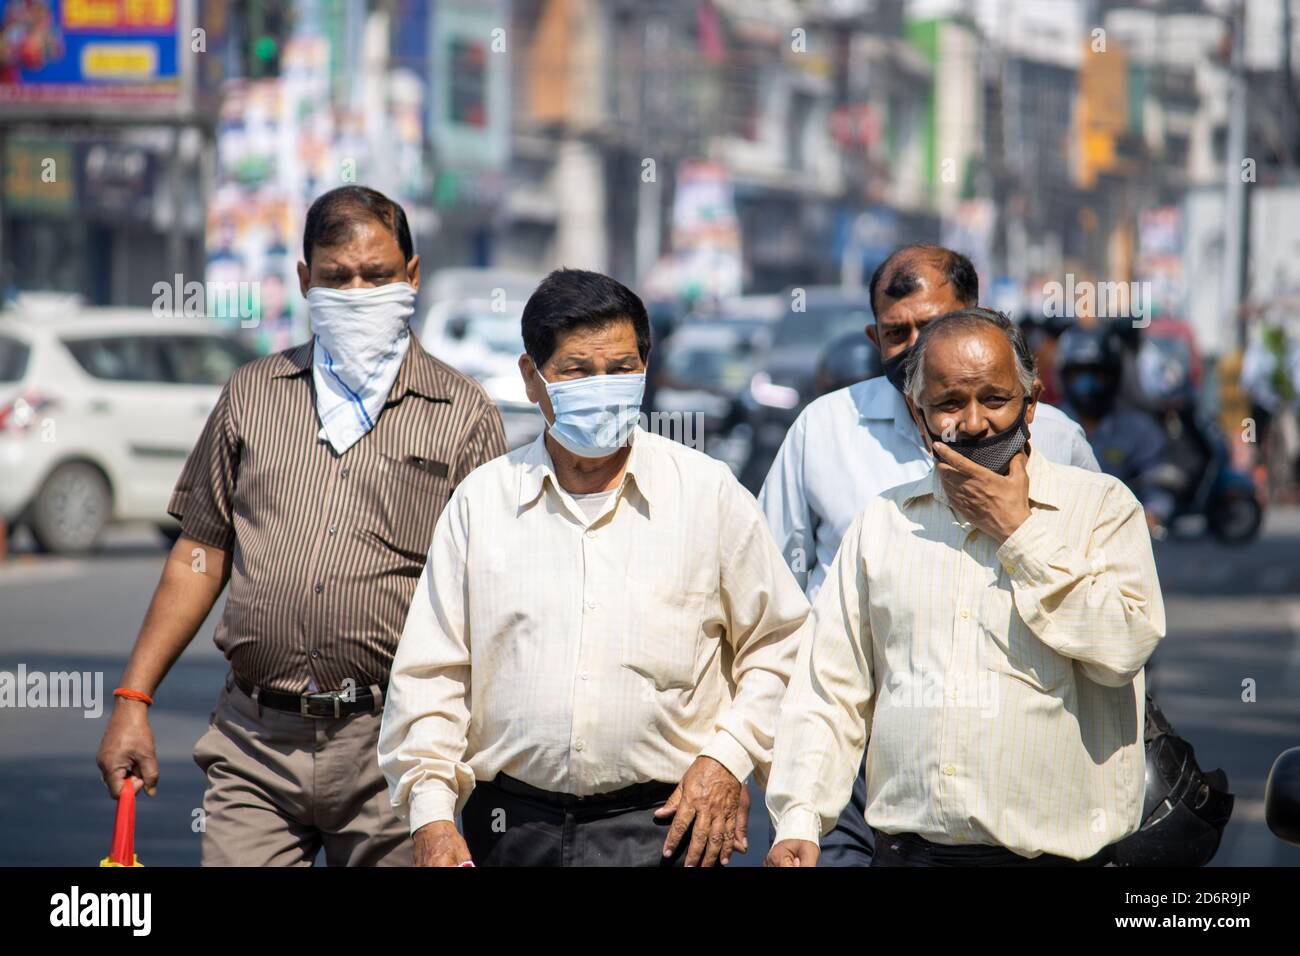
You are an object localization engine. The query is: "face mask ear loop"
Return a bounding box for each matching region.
[531,359,556,426]
[909,401,937,458]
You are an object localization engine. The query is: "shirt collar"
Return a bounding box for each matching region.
[901,444,1062,510]
[390,337,452,401]
[517,425,656,512]
[271,335,451,401]
[856,375,900,421]
[269,342,313,378]
[856,376,928,453]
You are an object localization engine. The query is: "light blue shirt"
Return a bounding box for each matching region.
[758,375,1101,599]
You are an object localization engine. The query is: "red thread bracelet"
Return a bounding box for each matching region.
[113,688,154,706]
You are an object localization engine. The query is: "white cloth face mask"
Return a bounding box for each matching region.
[307,281,416,454]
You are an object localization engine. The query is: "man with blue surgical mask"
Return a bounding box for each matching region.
[379,268,810,866]
[97,185,506,866]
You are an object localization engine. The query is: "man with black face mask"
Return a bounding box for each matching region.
[766,308,1163,868]
[758,244,1098,866]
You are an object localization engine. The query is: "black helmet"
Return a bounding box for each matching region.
[1056,323,1124,376]
[1107,314,1145,353]
[815,331,882,397]
[1265,746,1300,845]
[1111,695,1234,866]
[1057,324,1124,418]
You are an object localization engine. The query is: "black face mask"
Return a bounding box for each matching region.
[881,345,912,394]
[923,396,1031,475]
[1063,369,1116,420]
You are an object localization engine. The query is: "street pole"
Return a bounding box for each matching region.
[1283,0,1295,168]
[0,123,7,304]
[1221,0,1249,352]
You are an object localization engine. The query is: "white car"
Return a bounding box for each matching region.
[0,305,257,553]
[418,268,545,449]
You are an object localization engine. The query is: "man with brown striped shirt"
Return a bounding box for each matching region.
[95,186,506,866]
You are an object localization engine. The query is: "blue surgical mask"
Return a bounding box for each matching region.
[539,370,646,458]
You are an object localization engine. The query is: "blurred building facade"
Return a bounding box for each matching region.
[1,0,1298,361]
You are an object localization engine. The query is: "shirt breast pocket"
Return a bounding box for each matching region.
[981,581,1072,693]
[374,452,452,558]
[623,575,708,692]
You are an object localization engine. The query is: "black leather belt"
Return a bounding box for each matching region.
[876,830,1113,866]
[489,773,676,809]
[232,673,381,718]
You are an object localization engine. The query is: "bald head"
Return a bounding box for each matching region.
[903,307,1041,446]
[866,244,980,362]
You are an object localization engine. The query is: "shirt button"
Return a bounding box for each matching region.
[943,764,956,776]
[328,525,337,535]
[580,671,589,681]
[574,739,585,752]
[340,468,349,478]
[314,582,324,594]
[586,600,596,610]
[585,530,595,538]
[310,649,321,659]
[959,608,970,619]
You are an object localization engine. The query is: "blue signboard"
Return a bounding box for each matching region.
[0,0,179,103]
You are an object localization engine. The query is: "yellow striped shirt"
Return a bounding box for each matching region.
[767,448,1166,860]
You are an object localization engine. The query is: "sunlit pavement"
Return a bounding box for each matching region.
[2,511,1298,866]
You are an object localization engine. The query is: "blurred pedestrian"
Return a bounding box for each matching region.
[1057,324,1176,532]
[766,308,1165,867]
[379,269,809,867]
[757,243,1098,865]
[95,185,506,866]
[1242,322,1300,497]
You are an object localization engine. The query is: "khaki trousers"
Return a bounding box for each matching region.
[193,671,412,867]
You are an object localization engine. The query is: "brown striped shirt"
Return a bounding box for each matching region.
[168,337,507,693]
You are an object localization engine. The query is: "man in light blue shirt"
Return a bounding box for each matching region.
[758,244,1099,864]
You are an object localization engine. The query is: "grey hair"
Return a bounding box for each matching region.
[903,308,1037,405]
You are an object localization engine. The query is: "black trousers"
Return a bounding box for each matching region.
[871,830,1114,867]
[462,774,687,867]
[818,754,875,866]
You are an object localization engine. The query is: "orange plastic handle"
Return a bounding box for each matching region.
[106,782,139,867]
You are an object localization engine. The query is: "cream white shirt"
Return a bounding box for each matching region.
[767,450,1166,860]
[380,427,811,834]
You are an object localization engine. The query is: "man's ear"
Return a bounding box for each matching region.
[297,261,311,297]
[520,354,542,405]
[521,354,556,424]
[1025,377,1043,425]
[406,254,421,292]
[906,395,935,454]
[866,324,880,351]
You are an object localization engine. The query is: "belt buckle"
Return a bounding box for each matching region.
[299,692,343,719]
